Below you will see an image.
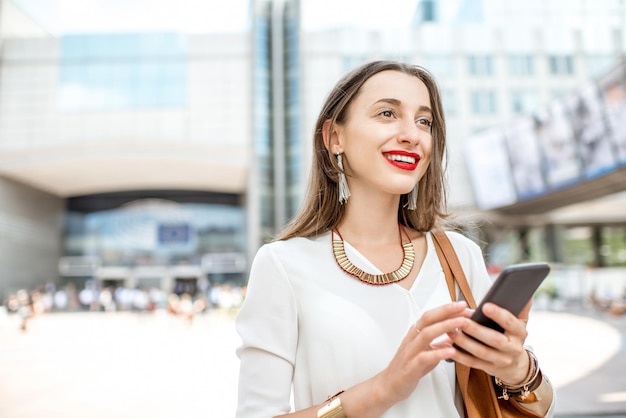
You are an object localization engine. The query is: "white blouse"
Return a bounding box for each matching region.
[236,231,508,417]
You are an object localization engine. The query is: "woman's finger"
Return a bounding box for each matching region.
[474,303,529,341]
[414,301,467,330]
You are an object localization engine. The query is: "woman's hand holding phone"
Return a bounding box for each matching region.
[446,262,550,382]
[449,300,533,384]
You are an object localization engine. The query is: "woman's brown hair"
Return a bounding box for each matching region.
[275,60,448,241]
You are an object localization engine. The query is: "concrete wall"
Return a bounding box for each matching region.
[0,176,63,300]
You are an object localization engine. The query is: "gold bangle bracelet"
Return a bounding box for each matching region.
[317,397,345,418]
[317,390,346,418]
[494,350,541,401]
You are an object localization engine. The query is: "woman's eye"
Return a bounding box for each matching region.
[379,110,395,118]
[417,118,433,130]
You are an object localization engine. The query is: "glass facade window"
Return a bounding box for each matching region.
[470,90,497,114]
[65,200,245,267]
[602,226,626,267]
[413,0,438,23]
[562,226,594,266]
[59,33,187,111]
[549,55,575,75]
[457,0,484,23]
[511,90,539,114]
[586,55,616,77]
[467,55,493,76]
[284,3,302,218]
[343,55,373,73]
[441,89,458,116]
[251,0,301,242]
[423,55,456,77]
[550,90,569,101]
[253,10,275,241]
[508,55,534,76]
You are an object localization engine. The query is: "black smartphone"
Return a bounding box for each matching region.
[471,262,551,332]
[451,262,550,357]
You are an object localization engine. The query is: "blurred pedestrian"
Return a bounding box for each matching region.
[54,289,68,311]
[16,289,32,331]
[179,293,194,324]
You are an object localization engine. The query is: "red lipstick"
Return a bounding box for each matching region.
[383,150,420,171]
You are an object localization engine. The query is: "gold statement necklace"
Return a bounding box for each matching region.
[332,224,415,286]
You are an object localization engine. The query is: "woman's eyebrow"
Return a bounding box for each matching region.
[372,98,402,106]
[372,98,432,114]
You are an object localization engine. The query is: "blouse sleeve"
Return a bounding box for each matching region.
[235,244,299,418]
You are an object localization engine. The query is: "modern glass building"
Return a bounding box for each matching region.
[249,0,302,247]
[297,0,626,270]
[1,0,625,301]
[0,5,255,296]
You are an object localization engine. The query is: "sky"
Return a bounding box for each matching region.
[8,0,419,35]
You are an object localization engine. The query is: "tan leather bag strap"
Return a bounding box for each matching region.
[432,230,542,418]
[432,230,476,308]
[433,230,485,418]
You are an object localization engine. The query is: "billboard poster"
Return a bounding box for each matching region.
[464,128,517,210]
[565,83,617,178]
[598,62,626,164]
[534,101,582,190]
[503,117,548,200]
[158,223,191,245]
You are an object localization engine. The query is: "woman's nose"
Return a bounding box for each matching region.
[397,120,421,145]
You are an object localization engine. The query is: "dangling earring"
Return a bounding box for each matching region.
[337,153,351,205]
[405,183,418,210]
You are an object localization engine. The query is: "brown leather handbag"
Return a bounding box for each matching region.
[432,230,543,418]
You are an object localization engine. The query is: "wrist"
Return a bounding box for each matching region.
[320,376,397,418]
[499,348,531,386]
[494,350,542,402]
[372,370,403,406]
[339,372,399,418]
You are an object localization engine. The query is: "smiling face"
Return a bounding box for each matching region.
[328,70,433,202]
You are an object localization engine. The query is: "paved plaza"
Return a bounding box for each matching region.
[1,306,625,417]
[0,309,241,418]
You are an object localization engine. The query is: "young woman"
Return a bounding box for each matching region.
[235,61,555,418]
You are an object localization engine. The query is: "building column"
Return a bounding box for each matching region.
[592,225,605,267]
[544,224,564,263]
[518,227,531,260]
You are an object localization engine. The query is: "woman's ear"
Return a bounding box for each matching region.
[322,119,343,155]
